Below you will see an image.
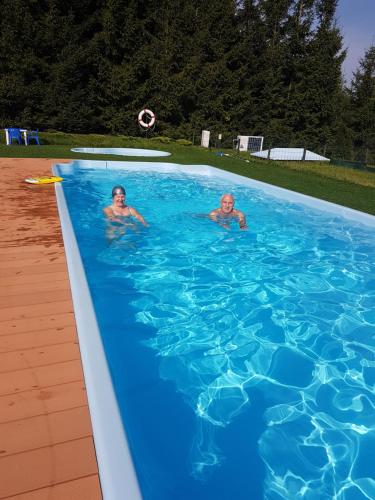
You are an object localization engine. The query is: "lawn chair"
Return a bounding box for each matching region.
[6,128,23,145]
[26,129,40,145]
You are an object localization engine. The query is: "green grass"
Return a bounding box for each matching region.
[1,131,374,215]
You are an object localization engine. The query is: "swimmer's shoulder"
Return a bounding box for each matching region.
[103,206,113,216]
[209,208,220,217]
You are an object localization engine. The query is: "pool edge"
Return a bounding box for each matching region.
[52,159,374,499]
[54,178,142,500]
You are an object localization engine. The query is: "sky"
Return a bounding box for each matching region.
[336,0,375,83]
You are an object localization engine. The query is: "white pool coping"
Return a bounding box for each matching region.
[53,160,375,500]
[54,180,142,500]
[71,147,171,157]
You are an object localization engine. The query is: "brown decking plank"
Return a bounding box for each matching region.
[0,262,68,278]
[0,289,72,310]
[0,272,69,288]
[0,343,80,373]
[0,437,98,498]
[0,359,84,396]
[0,245,63,257]
[0,312,76,336]
[2,475,102,500]
[0,255,66,269]
[0,280,69,298]
[0,381,88,424]
[0,406,93,457]
[0,300,74,322]
[0,233,63,249]
[0,249,63,261]
[0,326,76,354]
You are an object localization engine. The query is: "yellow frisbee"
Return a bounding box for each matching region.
[25,176,63,184]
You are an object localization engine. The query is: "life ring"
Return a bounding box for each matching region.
[25,176,63,184]
[138,108,155,129]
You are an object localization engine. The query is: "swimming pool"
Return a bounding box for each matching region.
[71,147,171,157]
[54,161,375,500]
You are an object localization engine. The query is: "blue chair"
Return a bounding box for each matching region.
[6,128,23,145]
[26,129,40,145]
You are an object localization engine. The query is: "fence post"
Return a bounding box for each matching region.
[267,145,272,160]
[302,147,307,161]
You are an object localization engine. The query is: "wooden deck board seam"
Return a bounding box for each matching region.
[0,339,77,354]
[0,356,81,375]
[0,473,101,500]
[0,404,89,426]
[0,434,94,460]
[0,378,85,397]
[0,321,76,336]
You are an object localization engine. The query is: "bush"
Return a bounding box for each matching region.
[176,139,192,146]
[150,136,173,144]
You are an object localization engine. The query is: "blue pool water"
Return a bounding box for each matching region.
[58,164,375,500]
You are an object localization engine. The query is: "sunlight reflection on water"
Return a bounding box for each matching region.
[65,169,375,499]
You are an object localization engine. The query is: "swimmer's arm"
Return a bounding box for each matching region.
[130,207,148,226]
[238,211,248,230]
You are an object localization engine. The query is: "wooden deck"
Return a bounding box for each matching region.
[0,158,102,499]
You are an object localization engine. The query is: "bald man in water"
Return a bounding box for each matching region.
[209,193,247,230]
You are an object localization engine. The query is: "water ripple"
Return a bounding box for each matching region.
[69,171,375,498]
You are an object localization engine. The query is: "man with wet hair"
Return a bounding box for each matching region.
[209,193,247,230]
[104,185,148,226]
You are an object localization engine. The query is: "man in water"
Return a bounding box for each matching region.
[209,193,247,230]
[104,185,148,226]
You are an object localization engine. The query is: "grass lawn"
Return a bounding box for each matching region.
[1,132,374,215]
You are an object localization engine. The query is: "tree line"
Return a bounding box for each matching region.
[0,0,374,161]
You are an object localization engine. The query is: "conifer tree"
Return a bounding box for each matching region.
[0,0,47,127]
[186,0,240,140]
[132,0,198,135]
[288,0,345,149]
[247,0,294,145]
[234,0,264,137]
[0,0,352,147]
[39,0,103,132]
[348,45,375,163]
[282,0,315,145]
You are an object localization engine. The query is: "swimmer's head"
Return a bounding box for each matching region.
[220,193,235,214]
[221,193,234,204]
[112,185,126,198]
